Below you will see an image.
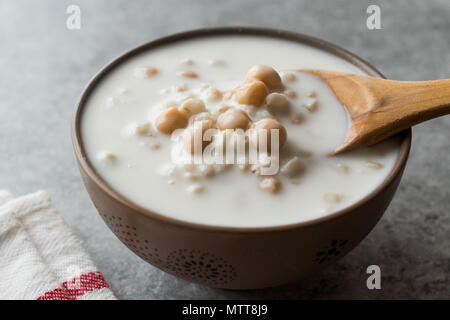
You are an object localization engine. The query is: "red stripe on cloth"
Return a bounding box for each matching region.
[37,271,109,300]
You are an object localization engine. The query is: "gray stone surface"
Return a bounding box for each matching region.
[1,0,449,299]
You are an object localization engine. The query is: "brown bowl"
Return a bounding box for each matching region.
[72,27,411,289]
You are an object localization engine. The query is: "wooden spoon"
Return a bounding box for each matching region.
[301,69,450,155]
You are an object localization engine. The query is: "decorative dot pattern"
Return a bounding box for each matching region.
[315,239,349,264]
[100,213,162,266]
[100,213,237,287]
[134,240,163,266]
[166,249,237,286]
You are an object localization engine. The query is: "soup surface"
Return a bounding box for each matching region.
[81,35,399,227]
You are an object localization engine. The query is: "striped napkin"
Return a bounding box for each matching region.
[0,190,116,300]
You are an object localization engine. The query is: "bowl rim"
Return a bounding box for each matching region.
[72,27,411,234]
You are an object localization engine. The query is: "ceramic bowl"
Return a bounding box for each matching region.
[72,27,411,289]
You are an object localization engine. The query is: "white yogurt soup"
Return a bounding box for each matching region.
[81,35,400,227]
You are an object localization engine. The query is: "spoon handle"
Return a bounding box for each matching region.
[372,78,450,126]
[331,74,450,154]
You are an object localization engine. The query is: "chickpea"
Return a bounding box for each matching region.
[133,67,158,78]
[298,149,313,157]
[307,90,316,97]
[239,163,250,173]
[155,107,188,134]
[97,151,117,163]
[365,160,384,169]
[163,100,178,108]
[208,59,225,67]
[223,90,235,100]
[178,70,198,78]
[216,105,231,113]
[250,118,287,152]
[217,108,251,130]
[284,90,297,98]
[180,58,194,65]
[187,184,205,194]
[149,142,161,150]
[265,93,290,113]
[135,122,151,135]
[180,98,206,115]
[281,72,296,83]
[259,177,281,194]
[305,99,318,112]
[280,156,304,178]
[184,172,200,181]
[245,65,282,90]
[290,112,303,124]
[234,80,268,107]
[174,84,188,92]
[199,164,215,178]
[200,83,210,91]
[324,193,343,203]
[181,94,196,101]
[205,87,223,102]
[336,163,350,173]
[183,120,214,154]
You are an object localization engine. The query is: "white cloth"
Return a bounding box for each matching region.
[0,190,116,300]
